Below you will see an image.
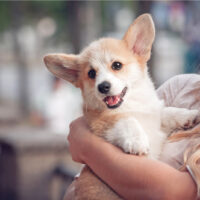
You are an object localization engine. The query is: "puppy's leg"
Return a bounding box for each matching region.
[161,107,200,134]
[64,166,122,200]
[105,118,150,156]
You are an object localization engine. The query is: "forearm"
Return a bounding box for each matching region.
[83,135,196,200]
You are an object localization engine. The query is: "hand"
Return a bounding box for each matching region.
[68,116,121,164]
[67,116,95,163]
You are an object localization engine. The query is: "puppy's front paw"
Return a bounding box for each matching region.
[193,111,200,125]
[121,137,150,156]
[183,110,200,130]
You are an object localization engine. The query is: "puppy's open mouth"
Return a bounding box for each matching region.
[103,87,127,109]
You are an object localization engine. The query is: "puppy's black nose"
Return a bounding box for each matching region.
[98,81,111,94]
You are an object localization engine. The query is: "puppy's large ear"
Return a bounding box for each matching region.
[44,54,79,86]
[123,14,155,62]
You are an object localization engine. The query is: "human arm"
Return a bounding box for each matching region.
[68,117,197,200]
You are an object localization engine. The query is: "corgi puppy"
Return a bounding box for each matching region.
[44,14,200,200]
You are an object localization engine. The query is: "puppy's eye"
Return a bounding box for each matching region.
[88,69,96,79]
[112,61,122,70]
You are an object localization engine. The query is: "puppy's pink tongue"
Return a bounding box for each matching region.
[106,95,120,106]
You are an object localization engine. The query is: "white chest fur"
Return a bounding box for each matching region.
[105,77,166,159]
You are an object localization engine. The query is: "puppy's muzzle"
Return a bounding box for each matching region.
[98,81,111,94]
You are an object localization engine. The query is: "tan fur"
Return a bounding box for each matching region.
[135,55,148,70]
[44,54,80,87]
[84,107,131,137]
[64,166,121,200]
[98,39,145,74]
[77,62,96,90]
[123,14,155,63]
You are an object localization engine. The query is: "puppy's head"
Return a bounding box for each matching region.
[44,14,155,111]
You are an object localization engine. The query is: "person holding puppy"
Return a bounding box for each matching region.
[43,14,200,200]
[66,74,200,200]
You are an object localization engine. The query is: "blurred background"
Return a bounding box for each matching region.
[0,1,200,200]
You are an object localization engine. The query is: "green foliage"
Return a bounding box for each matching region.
[0,1,68,32]
[0,2,11,32]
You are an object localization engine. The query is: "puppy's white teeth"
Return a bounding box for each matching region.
[105,96,120,106]
[103,87,127,108]
[104,95,118,106]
